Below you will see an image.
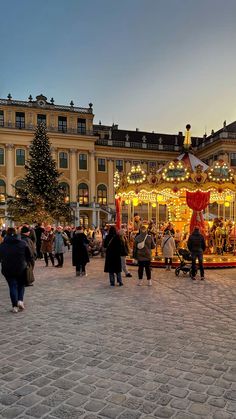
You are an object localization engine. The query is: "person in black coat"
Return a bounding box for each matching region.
[187,226,206,280]
[104,226,123,286]
[72,226,90,276]
[34,223,44,259]
[0,227,33,312]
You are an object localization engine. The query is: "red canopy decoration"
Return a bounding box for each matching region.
[115,197,121,230]
[186,190,210,234]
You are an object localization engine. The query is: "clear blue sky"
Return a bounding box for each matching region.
[1,0,236,136]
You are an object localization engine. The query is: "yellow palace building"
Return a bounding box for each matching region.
[0,93,236,227]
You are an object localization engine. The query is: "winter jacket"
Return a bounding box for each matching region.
[133,232,155,262]
[161,235,176,258]
[72,232,90,266]
[120,236,129,257]
[187,230,206,254]
[41,231,54,253]
[104,233,122,273]
[54,232,67,254]
[21,235,37,266]
[0,235,32,278]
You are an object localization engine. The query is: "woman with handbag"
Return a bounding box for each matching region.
[104,226,123,287]
[133,225,155,286]
[0,227,33,312]
[161,230,176,270]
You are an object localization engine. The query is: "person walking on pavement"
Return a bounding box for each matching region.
[104,226,123,287]
[0,227,33,312]
[187,226,206,280]
[119,227,132,278]
[35,223,44,259]
[72,226,90,276]
[54,226,68,267]
[41,226,55,267]
[161,230,176,270]
[133,225,155,286]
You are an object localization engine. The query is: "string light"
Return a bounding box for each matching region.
[113,170,120,189]
[127,165,146,185]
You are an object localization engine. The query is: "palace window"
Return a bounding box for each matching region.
[15,179,24,189]
[97,184,107,205]
[115,159,123,172]
[59,182,70,202]
[58,116,67,132]
[0,110,4,127]
[0,148,4,165]
[0,179,6,202]
[132,160,141,166]
[59,152,68,169]
[230,153,236,167]
[16,112,25,129]
[16,149,25,166]
[78,183,89,206]
[15,180,24,197]
[79,153,87,170]
[77,118,86,134]
[37,114,46,126]
[98,158,106,172]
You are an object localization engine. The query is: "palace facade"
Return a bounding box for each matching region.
[0,94,236,226]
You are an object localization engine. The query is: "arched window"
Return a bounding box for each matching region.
[97,184,107,206]
[78,183,89,206]
[0,179,6,203]
[15,179,25,189]
[59,152,68,169]
[15,179,25,197]
[59,182,70,202]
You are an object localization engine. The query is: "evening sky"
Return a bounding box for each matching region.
[1,0,236,136]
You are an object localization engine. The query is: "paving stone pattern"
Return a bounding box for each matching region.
[0,253,236,418]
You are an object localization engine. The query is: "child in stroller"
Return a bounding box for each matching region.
[175,248,196,277]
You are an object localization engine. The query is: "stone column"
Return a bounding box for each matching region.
[69,149,77,202]
[6,144,14,196]
[125,160,131,172]
[51,146,57,162]
[89,151,96,203]
[108,159,115,206]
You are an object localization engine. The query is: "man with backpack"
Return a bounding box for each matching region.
[133,225,155,286]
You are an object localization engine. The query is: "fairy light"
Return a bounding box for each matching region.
[113,170,120,189]
[127,165,146,185]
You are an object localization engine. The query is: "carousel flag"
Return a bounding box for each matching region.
[115,197,121,230]
[186,190,210,234]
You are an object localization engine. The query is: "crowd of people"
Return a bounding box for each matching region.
[0,220,206,313]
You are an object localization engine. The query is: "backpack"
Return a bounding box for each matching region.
[137,235,148,250]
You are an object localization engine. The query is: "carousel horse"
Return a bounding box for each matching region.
[215,224,226,255]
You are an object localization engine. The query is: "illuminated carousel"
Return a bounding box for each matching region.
[114,125,236,268]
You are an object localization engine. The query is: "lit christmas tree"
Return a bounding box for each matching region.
[7,123,71,223]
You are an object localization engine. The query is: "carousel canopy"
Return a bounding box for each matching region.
[177,152,209,172]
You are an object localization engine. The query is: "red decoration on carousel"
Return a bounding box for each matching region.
[186,190,210,235]
[115,197,121,230]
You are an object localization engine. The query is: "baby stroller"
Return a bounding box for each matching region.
[175,248,195,277]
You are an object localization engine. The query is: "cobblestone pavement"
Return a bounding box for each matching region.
[0,253,236,419]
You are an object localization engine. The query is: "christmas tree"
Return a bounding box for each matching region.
[7,123,71,223]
